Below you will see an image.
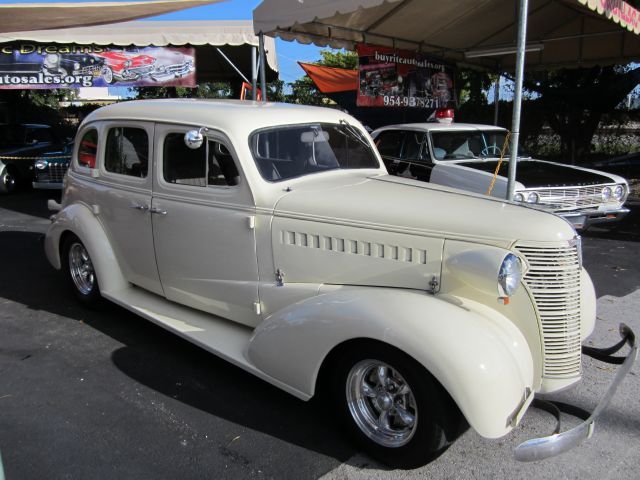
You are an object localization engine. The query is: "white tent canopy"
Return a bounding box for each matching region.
[253,0,640,70]
[0,0,228,34]
[0,20,279,73]
[253,0,640,200]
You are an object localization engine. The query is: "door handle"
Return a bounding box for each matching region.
[130,204,149,211]
[150,207,167,215]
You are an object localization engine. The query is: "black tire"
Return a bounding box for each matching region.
[330,342,460,468]
[62,234,104,309]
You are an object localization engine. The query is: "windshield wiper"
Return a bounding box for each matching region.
[338,119,371,149]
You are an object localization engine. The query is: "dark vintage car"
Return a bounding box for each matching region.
[42,53,104,77]
[32,140,73,190]
[0,124,66,193]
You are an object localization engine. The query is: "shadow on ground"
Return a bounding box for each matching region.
[0,229,360,467]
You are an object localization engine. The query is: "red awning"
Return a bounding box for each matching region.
[299,62,357,93]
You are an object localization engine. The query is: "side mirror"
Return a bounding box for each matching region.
[184,127,209,150]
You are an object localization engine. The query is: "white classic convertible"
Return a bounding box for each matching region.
[45,100,636,468]
[372,120,630,230]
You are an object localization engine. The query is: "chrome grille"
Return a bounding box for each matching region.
[529,184,616,210]
[48,162,69,182]
[516,241,582,379]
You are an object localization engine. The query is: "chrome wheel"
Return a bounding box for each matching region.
[1,170,16,193]
[68,242,95,295]
[102,66,114,84]
[346,359,418,448]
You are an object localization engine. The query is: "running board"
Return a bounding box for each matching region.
[102,286,310,400]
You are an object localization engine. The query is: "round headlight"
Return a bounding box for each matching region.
[513,192,524,202]
[74,62,81,71]
[601,186,612,201]
[35,160,48,170]
[498,253,522,297]
[525,191,539,204]
[124,60,132,68]
[613,184,625,200]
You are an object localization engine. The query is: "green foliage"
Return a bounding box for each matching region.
[522,65,640,163]
[133,82,233,99]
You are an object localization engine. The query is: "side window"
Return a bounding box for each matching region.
[375,130,403,158]
[105,127,149,178]
[26,128,54,144]
[78,129,98,168]
[163,133,239,187]
[402,132,424,161]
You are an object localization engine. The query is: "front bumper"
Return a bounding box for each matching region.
[559,207,630,230]
[33,181,62,190]
[514,323,637,462]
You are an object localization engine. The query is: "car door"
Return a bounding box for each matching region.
[402,131,433,181]
[374,130,409,176]
[151,124,260,328]
[90,121,163,295]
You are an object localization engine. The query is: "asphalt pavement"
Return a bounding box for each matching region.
[0,191,638,480]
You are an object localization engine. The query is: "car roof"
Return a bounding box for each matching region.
[373,122,507,133]
[83,99,360,135]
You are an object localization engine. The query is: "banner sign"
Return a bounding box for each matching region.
[0,44,196,89]
[357,44,455,109]
[578,0,640,34]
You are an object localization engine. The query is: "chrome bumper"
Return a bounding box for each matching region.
[560,207,630,230]
[32,181,63,190]
[515,323,637,462]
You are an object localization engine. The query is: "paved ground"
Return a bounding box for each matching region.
[0,191,638,480]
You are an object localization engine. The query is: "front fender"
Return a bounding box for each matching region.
[45,203,128,294]
[248,286,534,438]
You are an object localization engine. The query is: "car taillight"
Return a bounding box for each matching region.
[434,108,455,123]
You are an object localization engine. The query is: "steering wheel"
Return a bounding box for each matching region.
[481,145,502,157]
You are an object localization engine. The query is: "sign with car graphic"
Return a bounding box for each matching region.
[0,44,195,89]
[357,44,455,109]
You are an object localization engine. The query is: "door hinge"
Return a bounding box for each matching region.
[247,215,255,229]
[275,268,285,287]
[428,276,440,294]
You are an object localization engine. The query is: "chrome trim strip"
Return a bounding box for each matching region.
[515,324,637,462]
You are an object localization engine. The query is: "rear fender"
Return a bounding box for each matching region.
[248,286,534,438]
[45,203,128,294]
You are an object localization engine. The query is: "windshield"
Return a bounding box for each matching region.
[430,130,527,160]
[250,123,379,182]
[0,125,26,147]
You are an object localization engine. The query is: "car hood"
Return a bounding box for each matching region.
[454,159,616,188]
[272,173,576,246]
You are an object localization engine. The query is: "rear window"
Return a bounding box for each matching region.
[77,129,98,168]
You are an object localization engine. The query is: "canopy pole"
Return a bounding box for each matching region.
[215,47,250,84]
[493,68,500,126]
[259,32,267,102]
[506,0,529,200]
[251,46,257,101]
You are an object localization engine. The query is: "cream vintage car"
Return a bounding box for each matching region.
[44,100,636,468]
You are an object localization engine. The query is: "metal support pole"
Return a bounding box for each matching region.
[259,32,267,102]
[493,72,500,126]
[251,46,258,101]
[506,0,529,200]
[215,47,251,84]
